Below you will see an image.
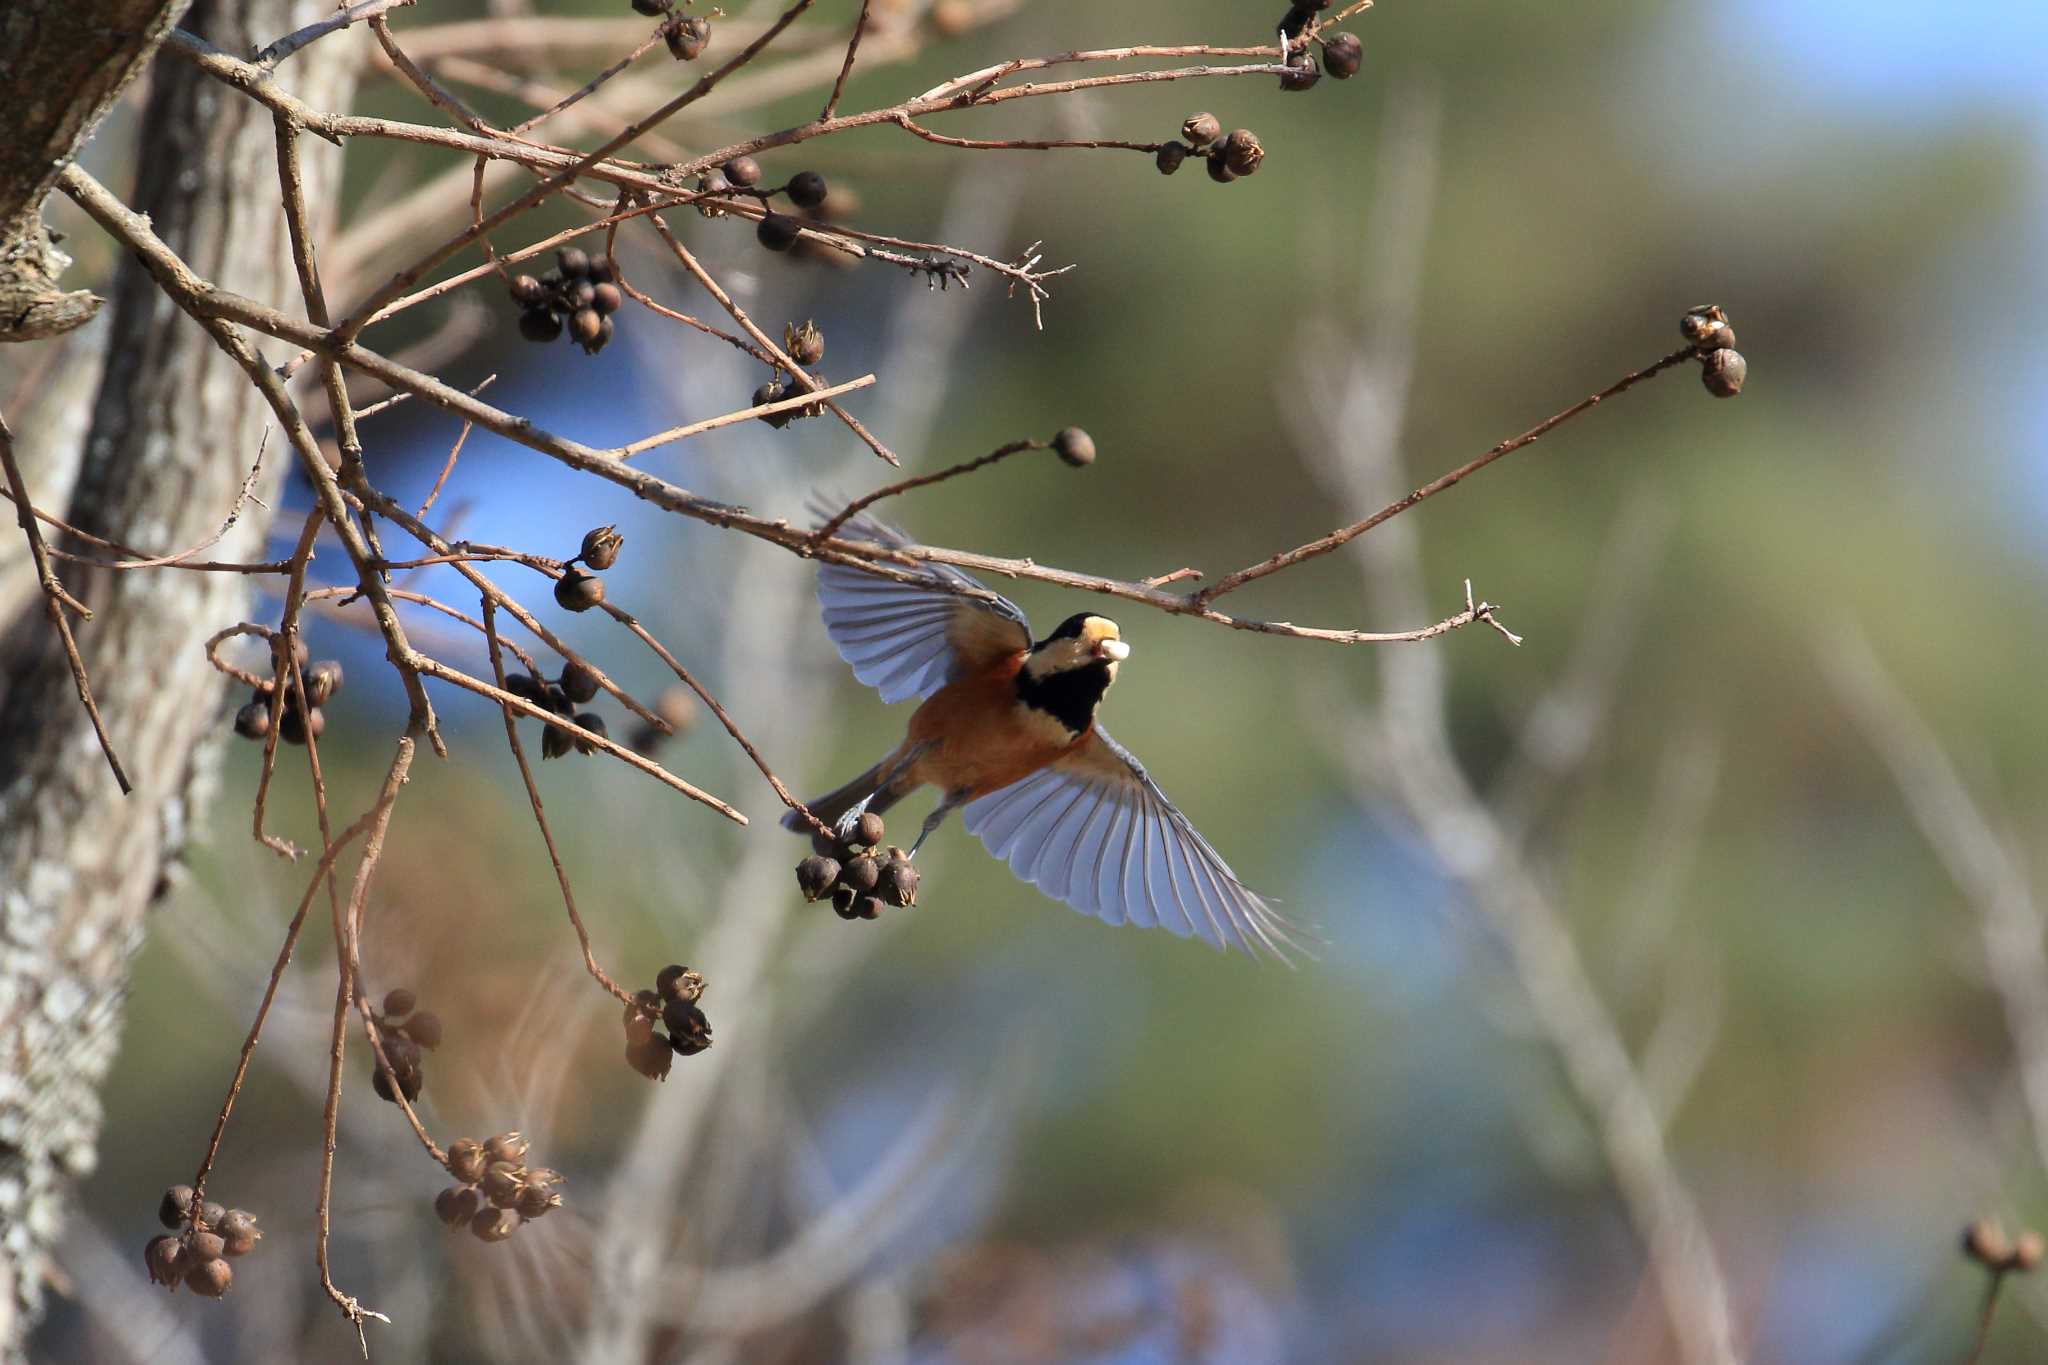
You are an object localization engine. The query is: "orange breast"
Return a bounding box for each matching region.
[903,654,1084,799]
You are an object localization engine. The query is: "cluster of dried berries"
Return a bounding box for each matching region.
[1965,1217,2046,1274]
[1275,3,1363,84]
[1681,306,1747,398]
[511,249,624,356]
[506,662,609,761]
[623,963,714,1080]
[554,523,622,614]
[369,987,442,1104]
[145,1186,263,1298]
[629,684,699,757]
[629,0,712,60]
[435,1132,564,1243]
[233,637,343,746]
[749,320,834,429]
[796,813,921,921]
[1155,114,1266,185]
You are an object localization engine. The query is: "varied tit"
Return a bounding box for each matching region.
[783,510,1303,961]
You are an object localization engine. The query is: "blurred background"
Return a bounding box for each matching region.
[29,0,2048,1360]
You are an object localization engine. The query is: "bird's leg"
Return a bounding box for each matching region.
[907,793,964,858]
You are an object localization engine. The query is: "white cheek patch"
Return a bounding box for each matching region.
[1099,639,1130,661]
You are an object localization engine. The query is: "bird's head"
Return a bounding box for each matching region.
[1024,613,1129,682]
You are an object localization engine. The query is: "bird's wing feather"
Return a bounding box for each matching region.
[961,726,1308,963]
[811,506,1031,703]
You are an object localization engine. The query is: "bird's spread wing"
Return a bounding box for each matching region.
[812,506,1032,703]
[961,727,1307,963]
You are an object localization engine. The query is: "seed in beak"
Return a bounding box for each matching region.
[1098,639,1130,661]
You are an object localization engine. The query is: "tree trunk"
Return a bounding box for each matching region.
[0,3,357,1355]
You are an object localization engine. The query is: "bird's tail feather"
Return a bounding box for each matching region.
[779,757,913,833]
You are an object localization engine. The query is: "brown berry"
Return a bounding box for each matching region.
[856,895,886,921]
[382,987,416,1018]
[667,1003,712,1056]
[664,14,710,61]
[435,1185,480,1227]
[557,247,591,279]
[655,964,702,1002]
[591,282,623,316]
[159,1184,196,1230]
[505,672,541,703]
[786,171,828,209]
[554,568,605,612]
[1680,305,1736,351]
[219,1209,261,1256]
[145,1234,187,1288]
[278,705,325,745]
[627,1034,674,1080]
[509,273,546,306]
[632,0,671,14]
[785,319,825,367]
[724,155,762,187]
[571,307,605,351]
[797,855,840,901]
[1206,153,1239,184]
[448,1138,486,1185]
[541,722,574,760]
[186,1229,226,1263]
[588,254,617,282]
[852,811,886,849]
[304,660,344,706]
[624,996,656,1045]
[832,885,858,919]
[1279,51,1320,92]
[516,1183,563,1219]
[560,661,602,704]
[1700,349,1747,398]
[185,1256,232,1298]
[233,699,271,740]
[571,712,607,755]
[1155,142,1188,175]
[1323,31,1363,78]
[1182,113,1221,147]
[880,859,920,908]
[403,1010,444,1050]
[483,1162,524,1208]
[1222,129,1264,177]
[757,213,803,252]
[200,1201,225,1229]
[470,1207,521,1243]
[1052,426,1095,467]
[839,855,881,894]
[518,307,563,343]
[484,1131,529,1165]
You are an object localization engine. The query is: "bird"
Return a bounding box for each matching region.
[783,508,1304,962]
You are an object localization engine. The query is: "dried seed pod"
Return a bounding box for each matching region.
[571,712,607,755]
[448,1138,486,1185]
[541,682,574,716]
[1182,112,1222,147]
[470,1207,521,1243]
[558,247,591,279]
[624,995,657,1045]
[627,1034,673,1080]
[1680,304,1736,351]
[1222,128,1264,177]
[571,307,605,352]
[159,1184,196,1230]
[233,699,271,740]
[796,855,840,901]
[382,987,416,1018]
[278,705,325,745]
[660,993,702,1040]
[1155,141,1188,175]
[219,1209,261,1257]
[757,212,803,252]
[524,1166,564,1191]
[852,811,886,849]
[1323,31,1363,78]
[554,568,605,612]
[518,307,563,344]
[590,282,623,316]
[724,155,762,187]
[839,855,881,894]
[540,722,574,760]
[516,1183,563,1220]
[145,1233,187,1289]
[304,660,344,706]
[1052,426,1096,468]
[435,1185,480,1227]
[667,1002,712,1055]
[1700,349,1746,398]
[483,1162,524,1209]
[786,171,828,210]
[185,1256,233,1298]
[655,964,702,1001]
[200,1201,227,1230]
[587,254,617,283]
[509,273,546,306]
[664,14,710,61]
[1279,50,1320,92]
[880,859,920,908]
[560,661,602,704]
[484,1132,529,1165]
[856,895,886,921]
[832,886,859,919]
[632,0,672,14]
[404,1010,444,1050]
[186,1230,226,1264]
[1206,153,1239,185]
[505,672,541,703]
[785,319,825,366]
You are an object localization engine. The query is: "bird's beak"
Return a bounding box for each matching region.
[1097,639,1130,662]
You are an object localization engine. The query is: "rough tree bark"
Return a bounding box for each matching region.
[0,2,358,1355]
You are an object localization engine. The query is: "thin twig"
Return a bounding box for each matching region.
[820,0,874,121]
[0,409,131,794]
[810,436,1044,543]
